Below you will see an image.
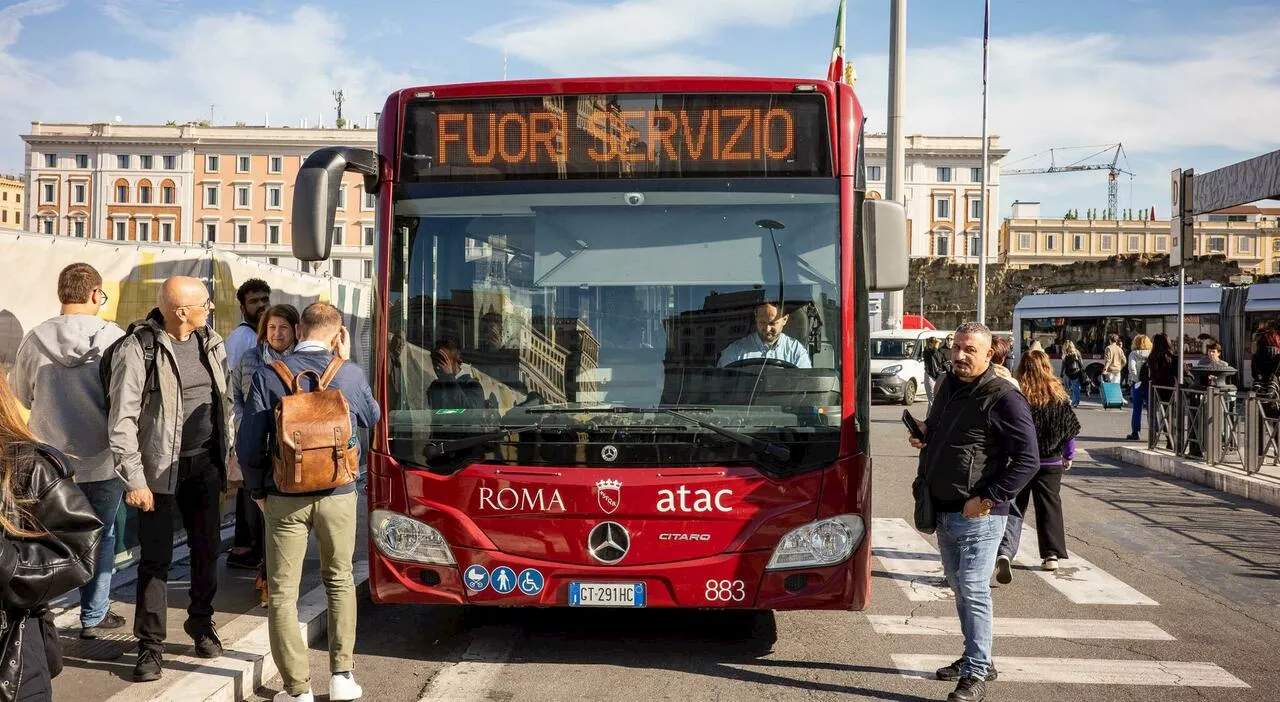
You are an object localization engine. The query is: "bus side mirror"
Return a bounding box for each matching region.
[863,199,909,292]
[293,147,379,261]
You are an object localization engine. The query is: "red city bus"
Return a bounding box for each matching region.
[292,77,906,610]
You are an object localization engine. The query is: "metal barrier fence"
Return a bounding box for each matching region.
[1148,384,1280,474]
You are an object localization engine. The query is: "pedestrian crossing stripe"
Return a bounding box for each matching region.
[892,654,1249,687]
[1011,528,1158,605]
[871,518,1157,606]
[868,615,1174,640]
[870,517,952,602]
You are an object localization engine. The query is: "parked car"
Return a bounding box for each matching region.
[869,329,949,405]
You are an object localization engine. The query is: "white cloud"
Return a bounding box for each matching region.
[0,0,63,50]
[470,0,836,75]
[0,5,415,172]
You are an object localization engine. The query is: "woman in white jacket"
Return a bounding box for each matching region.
[1127,334,1152,440]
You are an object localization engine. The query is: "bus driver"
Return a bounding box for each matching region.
[717,302,812,369]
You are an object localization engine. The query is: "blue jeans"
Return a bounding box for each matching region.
[1066,378,1081,406]
[77,478,124,627]
[1131,384,1148,436]
[936,511,1007,680]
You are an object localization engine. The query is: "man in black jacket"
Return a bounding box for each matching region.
[908,322,1039,702]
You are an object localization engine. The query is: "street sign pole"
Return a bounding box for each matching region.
[1171,168,1194,452]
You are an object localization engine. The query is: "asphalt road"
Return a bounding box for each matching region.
[253,401,1280,701]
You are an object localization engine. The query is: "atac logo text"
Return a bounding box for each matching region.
[478,486,566,512]
[595,479,622,514]
[656,486,733,513]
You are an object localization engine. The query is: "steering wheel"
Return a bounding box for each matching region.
[725,357,798,370]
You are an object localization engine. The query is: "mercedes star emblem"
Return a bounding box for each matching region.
[587,521,630,564]
[601,444,619,463]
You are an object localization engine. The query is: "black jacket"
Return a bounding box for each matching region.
[1,443,103,701]
[916,365,1040,515]
[923,347,946,379]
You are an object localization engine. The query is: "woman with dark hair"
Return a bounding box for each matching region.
[994,349,1080,582]
[0,371,103,701]
[1146,333,1178,443]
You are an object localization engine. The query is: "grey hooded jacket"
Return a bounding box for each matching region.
[12,315,125,483]
[106,312,234,494]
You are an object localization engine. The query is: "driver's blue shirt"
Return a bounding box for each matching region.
[718,332,812,368]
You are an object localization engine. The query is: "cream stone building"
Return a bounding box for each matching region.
[22,121,378,281]
[999,201,1280,274]
[0,174,22,229]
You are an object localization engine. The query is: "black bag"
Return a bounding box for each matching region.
[912,477,936,534]
[40,610,62,679]
[99,319,159,414]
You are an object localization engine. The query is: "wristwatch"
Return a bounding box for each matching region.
[978,497,995,511]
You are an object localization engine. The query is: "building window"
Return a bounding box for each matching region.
[41,218,54,235]
[336,187,347,210]
[269,155,283,173]
[1046,233,1059,251]
[1018,232,1032,250]
[162,185,175,204]
[363,191,375,210]
[934,231,950,256]
[137,221,150,241]
[1128,234,1141,251]
[1273,238,1280,254]
[1208,236,1226,253]
[115,221,127,240]
[115,184,127,203]
[267,257,280,266]
[73,220,85,238]
[268,224,280,245]
[72,183,86,204]
[139,185,151,204]
[971,167,982,182]
[363,226,374,246]
[363,259,373,279]
[44,153,57,168]
[968,235,982,256]
[205,185,219,207]
[205,222,217,243]
[117,154,130,169]
[268,186,282,209]
[76,154,89,169]
[1155,234,1169,252]
[236,185,250,208]
[935,197,951,220]
[1,211,5,223]
[42,182,56,204]
[1072,233,1086,251]
[1100,234,1114,251]
[969,198,982,220]
[333,224,344,246]
[140,155,153,169]
[1239,236,1251,254]
[237,155,251,173]
[868,165,882,181]
[161,221,173,241]
[237,223,249,244]
[164,155,176,170]
[937,167,952,182]
[332,259,343,278]
[205,155,219,172]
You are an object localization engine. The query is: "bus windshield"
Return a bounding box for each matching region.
[386,179,843,471]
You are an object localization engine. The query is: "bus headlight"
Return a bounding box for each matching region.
[765,515,864,570]
[370,510,456,566]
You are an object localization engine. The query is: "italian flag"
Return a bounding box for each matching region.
[827,0,855,85]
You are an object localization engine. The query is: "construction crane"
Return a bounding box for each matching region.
[1003,143,1134,219]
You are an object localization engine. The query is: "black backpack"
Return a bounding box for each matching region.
[99,320,160,414]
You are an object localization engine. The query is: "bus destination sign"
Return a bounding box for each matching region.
[401,93,831,181]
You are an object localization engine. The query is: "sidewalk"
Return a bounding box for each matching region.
[1071,395,1280,509]
[52,491,370,702]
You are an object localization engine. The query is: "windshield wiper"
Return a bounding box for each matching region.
[528,406,791,463]
[423,424,540,463]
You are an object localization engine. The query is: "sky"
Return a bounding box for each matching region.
[1,0,1278,219]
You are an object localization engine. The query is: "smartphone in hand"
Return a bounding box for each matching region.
[902,409,926,443]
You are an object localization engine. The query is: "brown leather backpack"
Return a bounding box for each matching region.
[269,358,359,493]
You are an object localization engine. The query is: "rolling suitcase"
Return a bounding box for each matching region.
[1101,381,1125,409]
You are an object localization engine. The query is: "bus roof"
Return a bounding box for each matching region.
[395,76,839,100]
[1013,285,1224,318]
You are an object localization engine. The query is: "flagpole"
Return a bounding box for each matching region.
[976,0,991,326]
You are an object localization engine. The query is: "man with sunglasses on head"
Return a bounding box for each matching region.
[106,275,235,683]
[12,263,126,640]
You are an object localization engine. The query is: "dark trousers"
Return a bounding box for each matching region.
[134,453,222,652]
[998,465,1068,560]
[232,487,263,557]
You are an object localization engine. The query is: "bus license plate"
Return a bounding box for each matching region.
[569,582,646,607]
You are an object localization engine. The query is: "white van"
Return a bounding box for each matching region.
[869,329,949,405]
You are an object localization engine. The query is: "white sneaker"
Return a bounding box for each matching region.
[1042,557,1060,572]
[330,672,363,701]
[273,690,314,702]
